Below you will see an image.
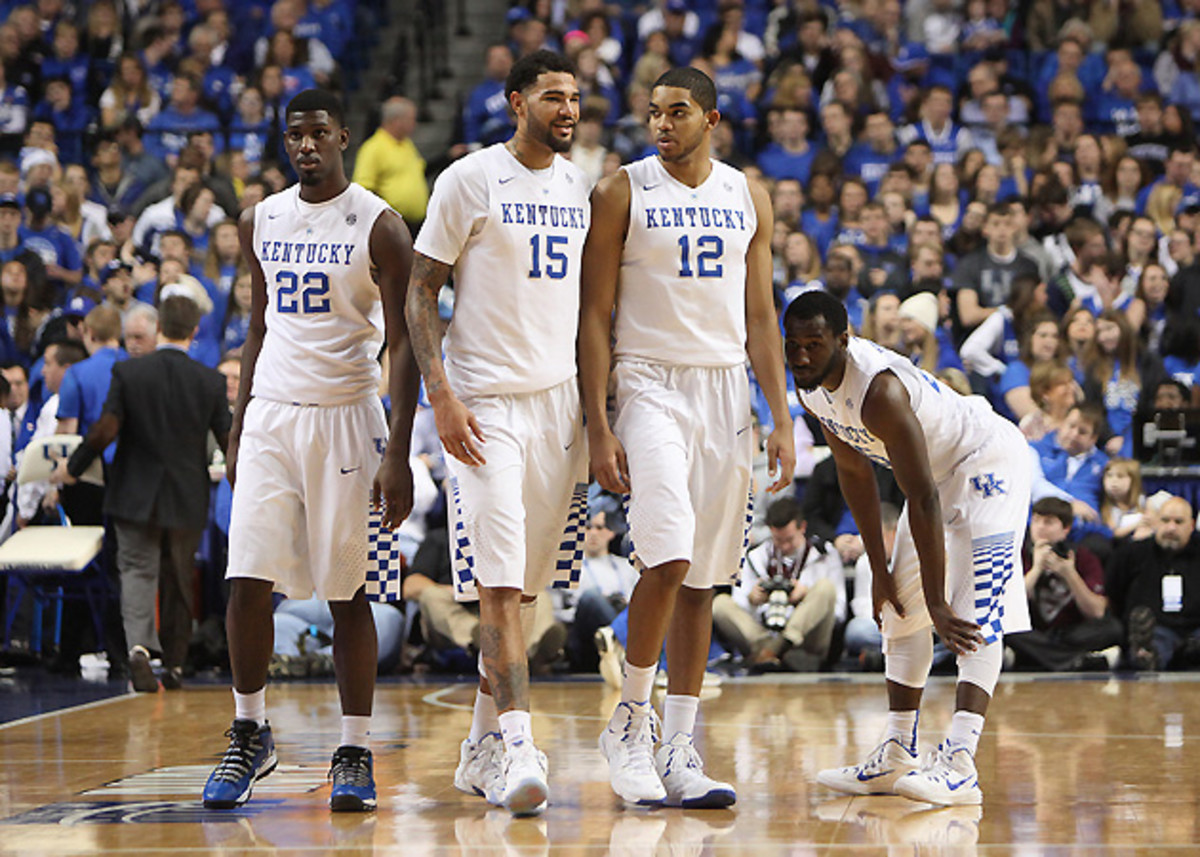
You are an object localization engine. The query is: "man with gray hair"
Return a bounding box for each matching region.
[1107,496,1200,670]
[123,303,158,358]
[351,96,428,226]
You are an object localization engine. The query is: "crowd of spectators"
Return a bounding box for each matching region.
[5,0,1200,681]
[447,0,1200,677]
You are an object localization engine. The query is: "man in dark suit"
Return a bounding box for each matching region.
[53,296,231,692]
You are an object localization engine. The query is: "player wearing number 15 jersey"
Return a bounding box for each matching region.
[580,67,795,809]
[203,90,420,814]
[406,50,589,817]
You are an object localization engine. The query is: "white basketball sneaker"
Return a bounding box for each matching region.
[655,732,736,809]
[598,701,666,807]
[894,741,983,806]
[454,732,505,805]
[501,740,549,817]
[816,737,920,796]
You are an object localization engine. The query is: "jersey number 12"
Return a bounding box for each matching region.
[678,235,724,278]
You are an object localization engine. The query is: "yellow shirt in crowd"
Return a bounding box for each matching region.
[352,128,429,224]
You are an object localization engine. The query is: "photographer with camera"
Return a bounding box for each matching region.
[713,498,845,671]
[1007,497,1123,671]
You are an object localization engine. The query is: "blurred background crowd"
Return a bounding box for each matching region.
[2,0,1200,687]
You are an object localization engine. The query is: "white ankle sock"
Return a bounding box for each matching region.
[340,715,371,749]
[469,688,500,743]
[887,709,919,752]
[663,694,699,740]
[621,662,657,705]
[498,709,533,751]
[233,688,266,726]
[948,711,985,755]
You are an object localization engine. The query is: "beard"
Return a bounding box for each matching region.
[792,354,838,392]
[529,115,574,153]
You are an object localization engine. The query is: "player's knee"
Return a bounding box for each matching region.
[884,630,933,688]
[957,639,1003,696]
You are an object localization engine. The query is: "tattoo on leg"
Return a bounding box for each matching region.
[479,623,528,712]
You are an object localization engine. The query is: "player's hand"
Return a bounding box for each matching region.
[373,454,414,530]
[928,600,983,656]
[434,394,486,466]
[764,423,796,493]
[872,569,905,627]
[588,426,629,494]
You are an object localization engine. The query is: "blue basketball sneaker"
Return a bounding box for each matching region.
[329,745,377,812]
[202,719,278,808]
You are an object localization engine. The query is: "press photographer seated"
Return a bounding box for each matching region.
[712,498,845,671]
[1006,497,1123,671]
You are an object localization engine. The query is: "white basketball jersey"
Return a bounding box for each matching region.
[251,183,391,406]
[798,338,1001,483]
[614,156,757,368]
[414,143,589,398]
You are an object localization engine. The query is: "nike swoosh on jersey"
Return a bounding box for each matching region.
[340,466,362,474]
[498,176,516,184]
[642,183,660,191]
[267,213,281,219]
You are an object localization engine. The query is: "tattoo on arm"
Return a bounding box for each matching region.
[405,254,453,395]
[478,623,529,713]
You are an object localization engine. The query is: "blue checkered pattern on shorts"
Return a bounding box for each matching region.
[365,505,403,602]
[450,478,476,597]
[550,483,588,589]
[732,488,754,586]
[972,531,1015,644]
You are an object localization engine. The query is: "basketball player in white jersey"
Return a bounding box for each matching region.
[405,50,589,817]
[579,67,795,808]
[785,290,1032,806]
[202,90,420,813]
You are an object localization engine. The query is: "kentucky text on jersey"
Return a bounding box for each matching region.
[814,414,891,467]
[499,202,587,229]
[644,205,748,231]
[259,240,355,265]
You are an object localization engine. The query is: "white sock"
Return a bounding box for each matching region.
[663,694,699,741]
[340,715,371,749]
[469,688,500,743]
[886,709,919,753]
[498,709,533,751]
[233,688,266,726]
[621,662,657,705]
[947,711,985,756]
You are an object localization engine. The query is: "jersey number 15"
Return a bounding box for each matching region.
[276,270,330,314]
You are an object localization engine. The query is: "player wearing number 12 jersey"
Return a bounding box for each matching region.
[580,67,795,808]
[406,50,589,817]
[203,90,420,814]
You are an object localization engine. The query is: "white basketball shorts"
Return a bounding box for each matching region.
[882,419,1033,647]
[612,361,754,590]
[227,396,388,601]
[445,378,588,599]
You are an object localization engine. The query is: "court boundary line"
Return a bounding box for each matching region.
[0,692,130,732]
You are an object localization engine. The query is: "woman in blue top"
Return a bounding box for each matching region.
[1087,310,1151,458]
[1127,262,1171,355]
[997,311,1064,423]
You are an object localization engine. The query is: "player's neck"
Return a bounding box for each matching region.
[298,174,350,204]
[658,148,712,188]
[820,356,848,392]
[506,135,554,171]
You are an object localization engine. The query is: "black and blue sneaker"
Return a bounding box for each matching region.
[329,745,377,812]
[202,719,278,808]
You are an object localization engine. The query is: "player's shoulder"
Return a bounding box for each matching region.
[442,144,500,183]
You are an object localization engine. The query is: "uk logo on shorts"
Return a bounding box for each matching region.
[970,473,1006,499]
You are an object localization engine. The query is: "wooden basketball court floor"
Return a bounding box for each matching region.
[1,673,1198,855]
